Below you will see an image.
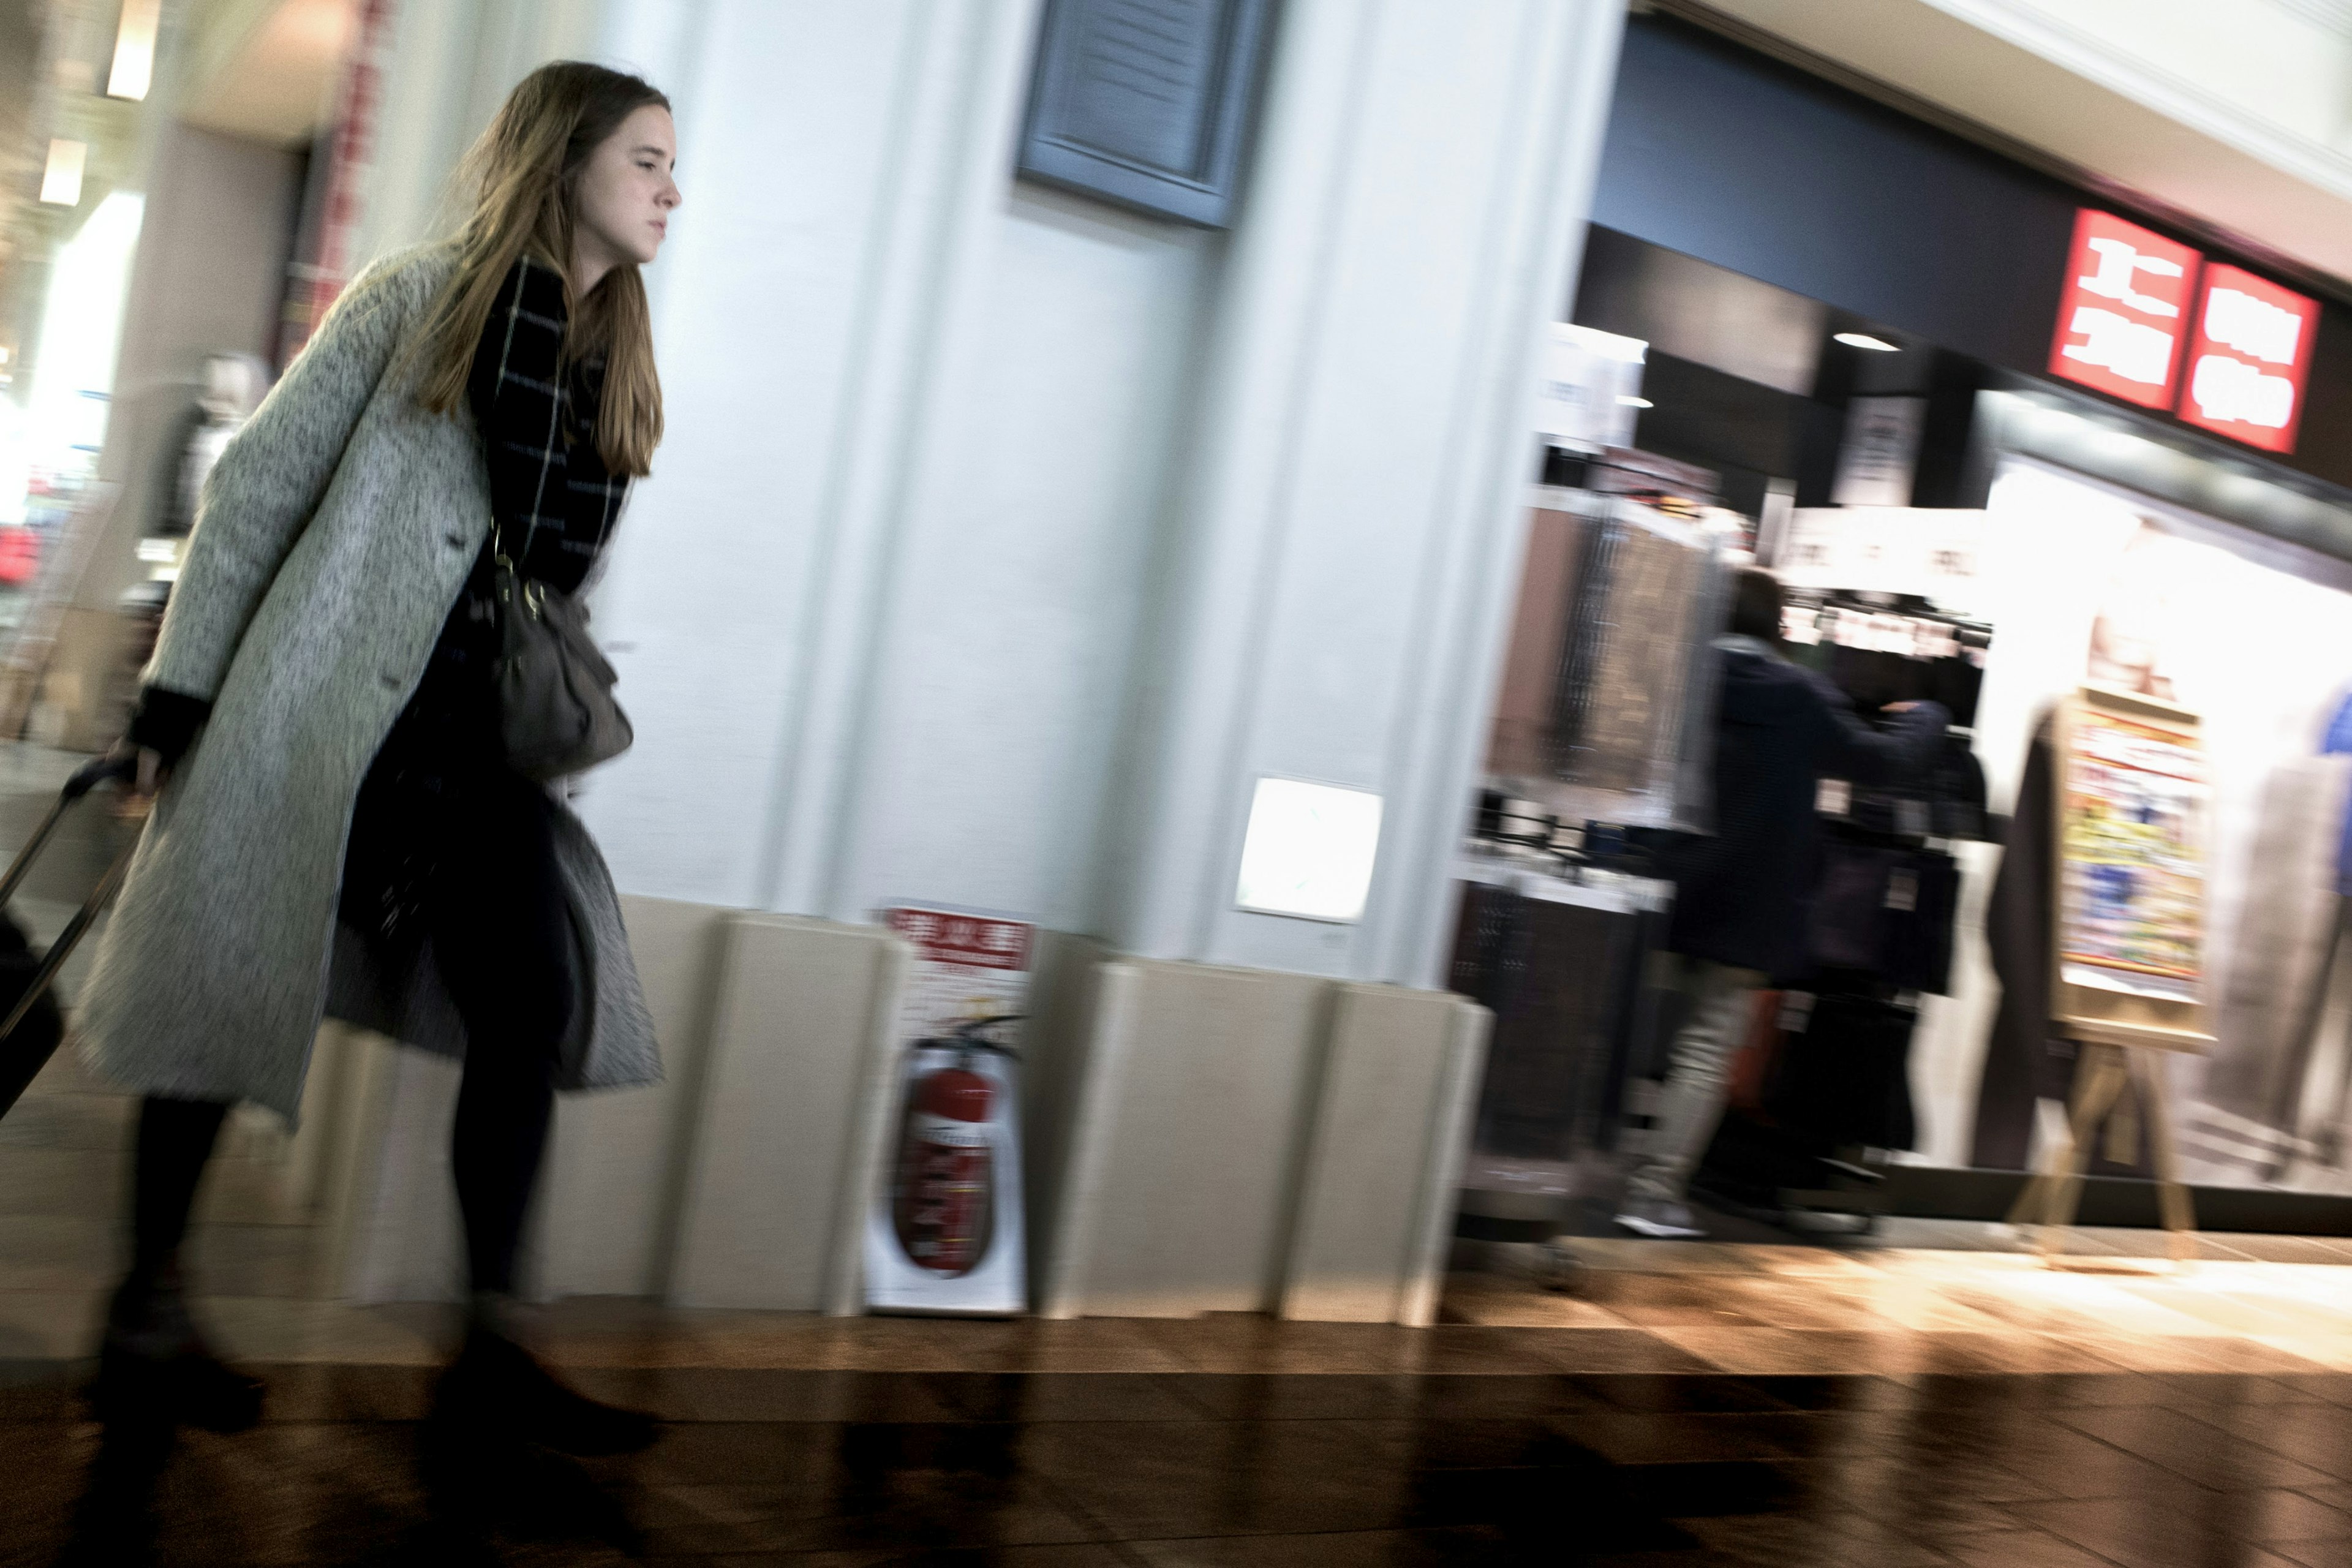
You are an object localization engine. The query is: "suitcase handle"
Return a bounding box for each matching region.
[63,751,139,802]
[0,752,141,1110]
[0,752,138,911]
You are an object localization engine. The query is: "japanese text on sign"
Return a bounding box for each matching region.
[2049,209,2198,410]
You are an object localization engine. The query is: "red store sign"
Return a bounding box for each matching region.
[2048,208,2318,455]
[2049,209,2198,410]
[2178,262,2315,453]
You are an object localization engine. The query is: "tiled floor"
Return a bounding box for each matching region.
[19,1336,2352,1563]
[12,744,2352,1562]
[11,1236,2352,1564]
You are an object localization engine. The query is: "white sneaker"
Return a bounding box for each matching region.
[1613,1198,1705,1240]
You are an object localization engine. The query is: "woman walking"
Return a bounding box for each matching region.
[74,61,679,1463]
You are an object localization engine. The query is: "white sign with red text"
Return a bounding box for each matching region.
[864,906,1035,1316]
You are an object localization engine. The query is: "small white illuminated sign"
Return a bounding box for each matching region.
[107,0,160,101]
[39,140,86,208]
[1234,777,1383,924]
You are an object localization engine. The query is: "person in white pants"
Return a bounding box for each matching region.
[1616,959,1768,1236]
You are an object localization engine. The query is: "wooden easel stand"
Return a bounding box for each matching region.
[2007,1038,2198,1266]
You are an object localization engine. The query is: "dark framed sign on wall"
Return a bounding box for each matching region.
[1016,0,1277,228]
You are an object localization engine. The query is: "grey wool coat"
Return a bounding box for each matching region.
[75,244,660,1121]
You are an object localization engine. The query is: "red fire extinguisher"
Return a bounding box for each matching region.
[892,1026,1003,1276]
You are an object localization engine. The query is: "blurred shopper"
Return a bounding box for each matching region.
[1616,568,1945,1239]
[152,354,266,541]
[72,63,680,1465]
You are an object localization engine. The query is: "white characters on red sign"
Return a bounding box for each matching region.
[2177,263,2316,451]
[2078,236,2185,318]
[2188,353,2295,431]
[2062,307,2179,388]
[2049,211,2198,410]
[2203,287,2302,367]
[2059,236,2189,386]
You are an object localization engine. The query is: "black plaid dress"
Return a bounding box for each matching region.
[342,257,631,942]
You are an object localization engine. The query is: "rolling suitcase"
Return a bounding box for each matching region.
[0,753,139,1119]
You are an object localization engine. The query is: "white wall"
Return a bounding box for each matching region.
[587,0,1628,986]
[1097,0,1629,988]
[823,186,1216,929]
[575,0,953,908]
[579,0,1219,938]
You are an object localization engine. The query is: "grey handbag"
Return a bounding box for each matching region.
[492,552,633,781]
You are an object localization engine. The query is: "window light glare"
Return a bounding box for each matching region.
[39,140,86,206]
[106,0,160,100]
[1618,396,1654,409]
[1834,332,1901,352]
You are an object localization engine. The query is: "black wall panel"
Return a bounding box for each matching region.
[1591,17,2078,375]
[1589,14,2352,497]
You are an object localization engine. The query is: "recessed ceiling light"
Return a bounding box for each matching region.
[1834,332,1901,352]
[1617,395,1653,408]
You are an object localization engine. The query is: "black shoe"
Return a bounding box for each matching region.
[91,1339,266,1434]
[431,1327,657,1457]
[56,1412,174,1566]
[56,1499,159,1568]
[417,1423,645,1558]
[91,1273,265,1434]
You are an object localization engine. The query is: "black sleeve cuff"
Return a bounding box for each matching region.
[126,686,213,767]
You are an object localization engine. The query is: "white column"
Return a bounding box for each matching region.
[574,0,1047,913]
[1098,0,1626,986]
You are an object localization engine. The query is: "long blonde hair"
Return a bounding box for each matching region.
[409,62,668,476]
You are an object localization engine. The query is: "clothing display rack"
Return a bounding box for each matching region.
[1783,589,1993,729]
[1546,496,1727,821]
[1487,486,1728,834]
[1452,865,1668,1161]
[1453,473,1728,1235]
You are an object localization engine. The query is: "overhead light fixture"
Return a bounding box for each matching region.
[1834,332,1901,352]
[107,0,160,100]
[39,140,86,206]
[1618,396,1653,409]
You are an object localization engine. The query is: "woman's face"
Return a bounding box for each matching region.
[575,104,680,268]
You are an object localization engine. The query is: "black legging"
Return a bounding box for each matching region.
[129,767,576,1301]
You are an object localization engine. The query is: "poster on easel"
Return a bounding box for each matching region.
[864,906,1034,1316]
[2052,685,2215,1052]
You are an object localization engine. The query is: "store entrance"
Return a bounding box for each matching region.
[1452,450,1993,1248]
[1448,226,2352,1257]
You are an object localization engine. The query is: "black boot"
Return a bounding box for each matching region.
[90,1267,265,1434]
[56,1411,174,1567]
[429,1324,657,1457]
